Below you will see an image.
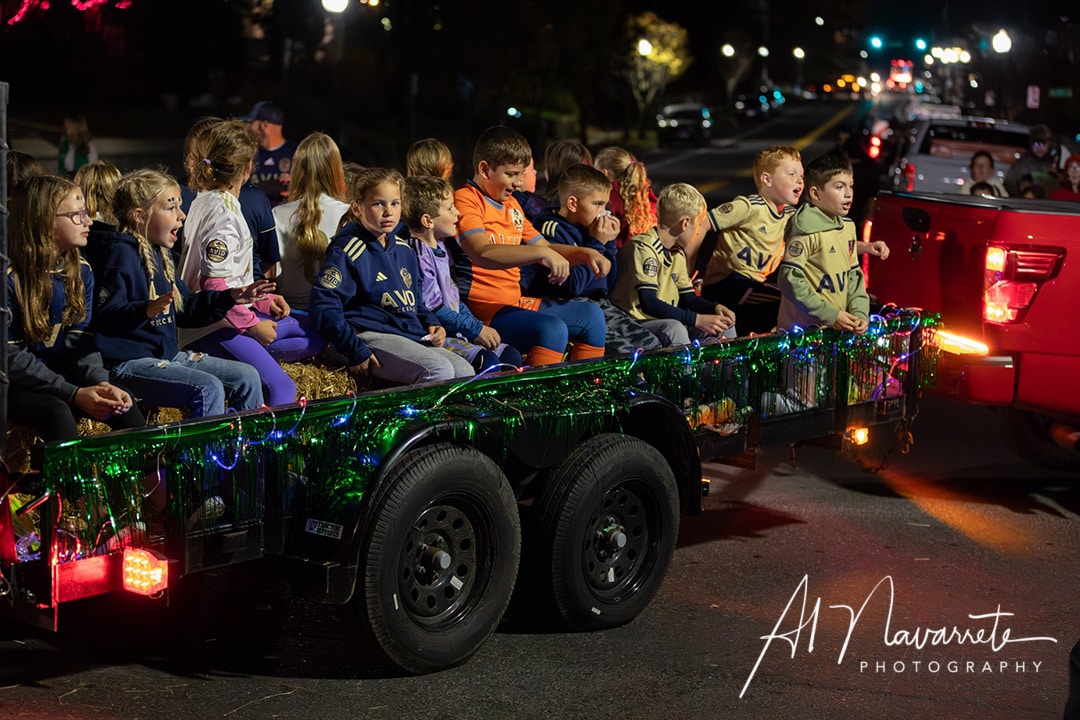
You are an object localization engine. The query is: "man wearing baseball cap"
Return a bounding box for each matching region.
[243,100,298,208]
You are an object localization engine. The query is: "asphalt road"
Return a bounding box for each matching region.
[2,393,1077,720]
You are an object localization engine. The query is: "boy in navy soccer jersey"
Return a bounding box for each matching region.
[526,163,664,355]
[309,168,474,385]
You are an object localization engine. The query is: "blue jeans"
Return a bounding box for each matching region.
[110,351,264,418]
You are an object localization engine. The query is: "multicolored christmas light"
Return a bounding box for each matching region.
[25,310,937,565]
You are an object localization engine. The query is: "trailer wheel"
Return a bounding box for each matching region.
[533,434,679,630]
[357,443,520,673]
[1002,409,1080,472]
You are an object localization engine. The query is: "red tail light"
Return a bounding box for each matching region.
[901,163,916,191]
[983,245,1065,324]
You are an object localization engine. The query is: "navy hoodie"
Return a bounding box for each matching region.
[91,231,235,367]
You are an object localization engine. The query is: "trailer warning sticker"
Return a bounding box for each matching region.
[305,518,344,540]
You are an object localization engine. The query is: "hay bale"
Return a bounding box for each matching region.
[280,358,357,401]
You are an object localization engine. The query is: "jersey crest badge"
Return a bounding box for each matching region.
[399,267,413,288]
[643,257,659,277]
[787,240,804,258]
[319,267,343,289]
[510,206,524,232]
[719,203,733,214]
[205,238,229,264]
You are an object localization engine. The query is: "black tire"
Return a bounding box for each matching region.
[533,433,679,630]
[357,443,520,673]
[1002,409,1080,472]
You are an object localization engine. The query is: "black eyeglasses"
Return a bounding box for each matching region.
[56,209,91,225]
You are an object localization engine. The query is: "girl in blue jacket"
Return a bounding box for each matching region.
[92,169,272,417]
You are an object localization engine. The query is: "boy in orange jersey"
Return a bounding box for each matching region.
[449,126,609,365]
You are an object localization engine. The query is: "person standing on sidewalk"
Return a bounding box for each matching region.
[242,101,298,208]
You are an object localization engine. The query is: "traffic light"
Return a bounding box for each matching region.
[915,38,927,51]
[870,36,883,50]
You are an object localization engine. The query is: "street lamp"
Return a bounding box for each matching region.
[992,30,1012,114]
[793,47,805,95]
[322,0,348,11]
[721,43,735,58]
[637,38,653,57]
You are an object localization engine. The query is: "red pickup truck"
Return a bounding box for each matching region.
[865,190,1080,470]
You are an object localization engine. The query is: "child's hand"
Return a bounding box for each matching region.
[852,316,869,335]
[590,212,620,245]
[246,319,278,346]
[349,353,381,376]
[714,304,737,325]
[831,311,862,332]
[541,249,570,285]
[859,240,890,259]
[232,279,276,305]
[584,248,611,277]
[74,383,134,420]
[426,326,446,347]
[475,325,501,349]
[268,295,291,319]
[146,290,176,318]
[695,313,733,336]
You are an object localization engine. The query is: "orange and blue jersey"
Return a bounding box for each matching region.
[451,180,545,323]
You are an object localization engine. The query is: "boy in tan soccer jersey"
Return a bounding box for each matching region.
[612,183,735,347]
[696,146,803,336]
[777,154,869,333]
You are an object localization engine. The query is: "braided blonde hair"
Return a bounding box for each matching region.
[114,169,186,311]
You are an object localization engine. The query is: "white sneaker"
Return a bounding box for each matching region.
[187,496,226,529]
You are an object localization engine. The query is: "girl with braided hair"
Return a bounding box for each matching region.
[91,169,269,418]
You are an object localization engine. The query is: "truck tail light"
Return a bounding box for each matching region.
[900,162,916,191]
[123,548,169,595]
[983,245,1065,324]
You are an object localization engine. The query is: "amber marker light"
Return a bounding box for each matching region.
[934,330,990,356]
[847,427,870,445]
[123,548,169,595]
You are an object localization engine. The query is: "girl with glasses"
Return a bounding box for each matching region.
[6,175,144,444]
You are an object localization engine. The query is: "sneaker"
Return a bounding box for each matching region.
[187,496,226,529]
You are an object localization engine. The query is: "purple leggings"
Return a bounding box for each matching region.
[187,314,322,406]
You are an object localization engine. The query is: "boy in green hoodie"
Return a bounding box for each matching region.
[777,154,869,334]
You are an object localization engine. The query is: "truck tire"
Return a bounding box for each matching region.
[1002,409,1080,472]
[533,434,679,630]
[357,443,520,673]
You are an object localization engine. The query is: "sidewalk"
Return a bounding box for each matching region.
[11,136,184,175]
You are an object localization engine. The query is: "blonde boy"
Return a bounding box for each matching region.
[612,183,736,347]
[697,145,803,336]
[777,154,869,333]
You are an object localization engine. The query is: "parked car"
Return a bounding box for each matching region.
[888,116,1029,193]
[734,83,785,121]
[655,103,713,146]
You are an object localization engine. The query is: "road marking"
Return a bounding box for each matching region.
[791,105,857,151]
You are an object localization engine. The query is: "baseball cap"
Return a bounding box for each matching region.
[241,101,285,125]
